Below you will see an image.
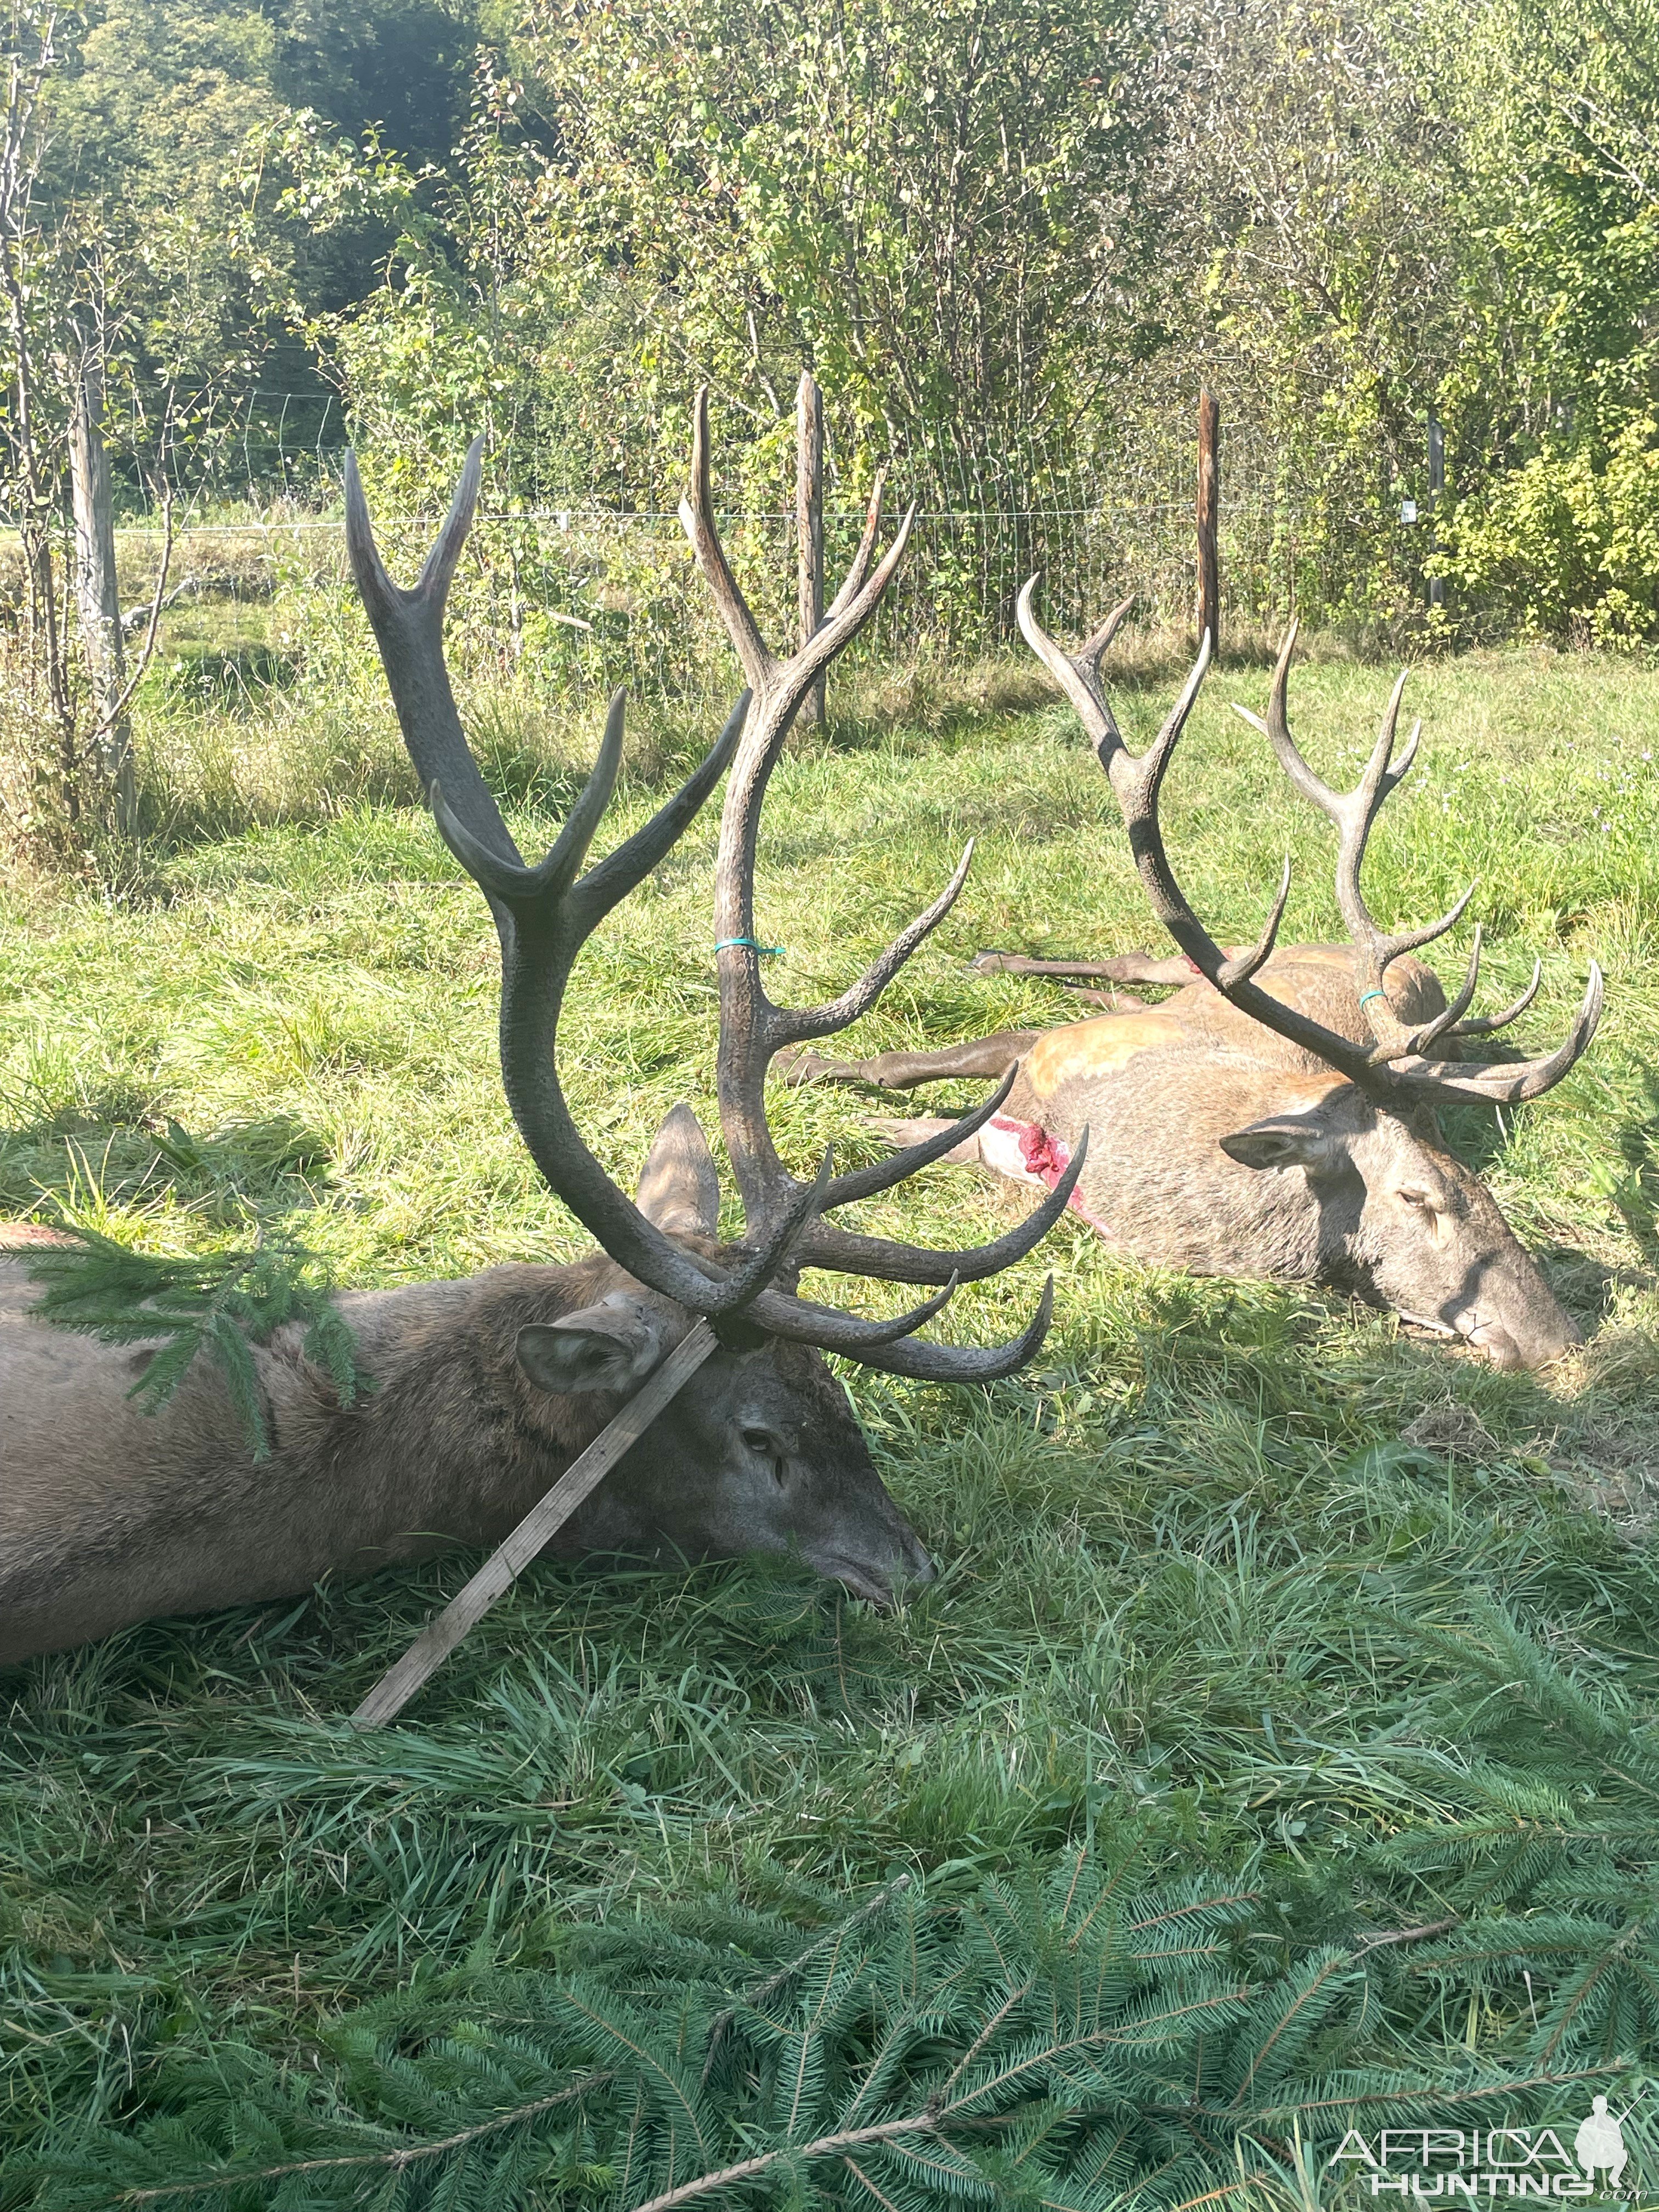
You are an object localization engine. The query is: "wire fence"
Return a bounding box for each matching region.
[16,379,1429,704]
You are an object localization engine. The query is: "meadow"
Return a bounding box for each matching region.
[3,630,1659,2208]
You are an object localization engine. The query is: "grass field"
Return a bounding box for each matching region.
[3,638,1659,2208]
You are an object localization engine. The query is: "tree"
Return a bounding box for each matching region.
[1,4,178,838]
[304,0,1175,515]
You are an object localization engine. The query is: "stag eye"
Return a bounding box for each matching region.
[1398,1184,1440,1211]
[741,1426,788,1485]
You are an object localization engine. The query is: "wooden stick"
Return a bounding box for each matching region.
[351,1319,720,1727]
[1197,388,1221,659]
[796,369,825,726]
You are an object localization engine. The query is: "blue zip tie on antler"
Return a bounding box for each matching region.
[1357,988,1387,1009]
[715,936,785,957]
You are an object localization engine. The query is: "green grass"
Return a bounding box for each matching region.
[3,641,1659,2207]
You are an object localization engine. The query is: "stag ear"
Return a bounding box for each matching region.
[636,1102,721,1237]
[1219,1112,1346,1176]
[517,1295,667,1396]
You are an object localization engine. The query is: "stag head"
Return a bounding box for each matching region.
[341,408,1084,1601]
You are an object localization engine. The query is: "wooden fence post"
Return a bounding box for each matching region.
[68,346,137,832]
[1196,388,1221,659]
[797,369,825,726]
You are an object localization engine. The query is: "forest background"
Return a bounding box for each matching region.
[6,0,1659,807]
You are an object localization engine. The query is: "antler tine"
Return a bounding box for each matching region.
[1217,857,1293,990]
[1385,962,1604,1104]
[797,1129,1089,1284]
[1452,958,1542,1038]
[823,470,887,620]
[1079,594,1137,675]
[772,842,976,1055]
[346,440,519,876]
[822,1064,1023,1209]
[781,1275,1057,1384]
[739,1274,1062,1381]
[1017,574,1129,760]
[679,387,772,693]
[710,823,970,1240]
[1118,627,1214,816]
[1407,921,1483,1060]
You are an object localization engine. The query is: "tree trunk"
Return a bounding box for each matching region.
[21,517,77,823]
[69,355,136,832]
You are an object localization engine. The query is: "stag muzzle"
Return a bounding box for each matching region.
[811,1519,936,1607]
[1455,1304,1581,1373]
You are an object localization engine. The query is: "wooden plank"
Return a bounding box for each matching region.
[351,1319,720,1728]
[1196,388,1221,659]
[797,369,825,726]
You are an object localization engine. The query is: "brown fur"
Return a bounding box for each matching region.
[0,1123,932,1665]
[788,946,1579,1372]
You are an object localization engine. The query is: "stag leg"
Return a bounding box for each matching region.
[778,1031,1042,1090]
[970,947,1216,988]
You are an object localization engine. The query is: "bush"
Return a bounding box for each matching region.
[1442,419,1659,646]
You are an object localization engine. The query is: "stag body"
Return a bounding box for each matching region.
[0,1143,930,1665]
[804,947,1576,1369]
[790,605,1602,1373]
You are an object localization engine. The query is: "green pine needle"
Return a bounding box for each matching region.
[18,1839,1650,2211]
[24,1222,366,1460]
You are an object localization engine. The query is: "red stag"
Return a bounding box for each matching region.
[788,609,1600,1372]
[0,406,1082,1664]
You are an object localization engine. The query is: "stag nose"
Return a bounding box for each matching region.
[1464,1314,1579,1371]
[899,1522,938,1588]
[1470,1323,1525,1371]
[1515,1311,1582,1372]
[1458,1299,1581,1372]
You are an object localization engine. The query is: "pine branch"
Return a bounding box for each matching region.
[33,1840,1655,2212]
[702,1871,913,2078]
[115,2071,614,2203]
[25,1220,365,1459]
[625,2109,944,2212]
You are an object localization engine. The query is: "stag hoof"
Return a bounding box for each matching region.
[776,1049,838,1086]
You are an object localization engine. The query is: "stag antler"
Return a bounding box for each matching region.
[345,438,1074,1380]
[682,389,1087,1284]
[1017,584,1602,1109]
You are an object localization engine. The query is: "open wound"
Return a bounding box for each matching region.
[982,1118,1115,1238]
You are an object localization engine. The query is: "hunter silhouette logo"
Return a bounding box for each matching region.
[1329,2103,1640,2197]
[1575,2100,1627,2194]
